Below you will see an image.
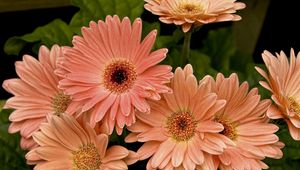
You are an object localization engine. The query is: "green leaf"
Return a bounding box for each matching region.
[0,100,5,112]
[265,125,300,169]
[155,28,184,68]
[142,21,161,39]
[70,0,144,34]
[155,28,184,49]
[0,101,30,170]
[188,50,217,79]
[230,50,254,72]
[202,27,236,71]
[279,128,300,160]
[163,46,182,68]
[4,19,73,55]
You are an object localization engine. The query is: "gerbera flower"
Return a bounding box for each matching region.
[125,64,232,169]
[256,49,300,140]
[202,73,283,170]
[144,0,246,32]
[2,45,79,149]
[57,15,173,135]
[25,113,137,170]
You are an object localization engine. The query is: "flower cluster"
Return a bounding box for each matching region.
[2,0,299,169]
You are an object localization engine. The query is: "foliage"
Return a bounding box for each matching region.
[266,127,300,169]
[4,0,144,55]
[0,101,30,170]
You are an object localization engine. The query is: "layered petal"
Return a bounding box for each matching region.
[2,45,80,150]
[207,73,283,170]
[26,114,132,170]
[126,64,227,169]
[257,49,300,140]
[145,0,246,32]
[57,15,173,134]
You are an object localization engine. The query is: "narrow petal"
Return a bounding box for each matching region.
[102,146,129,163]
[151,139,176,168]
[171,142,187,167]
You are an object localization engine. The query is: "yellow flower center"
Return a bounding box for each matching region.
[288,97,300,115]
[175,0,208,16]
[72,144,101,170]
[103,59,137,94]
[215,117,237,141]
[166,112,197,141]
[52,92,71,115]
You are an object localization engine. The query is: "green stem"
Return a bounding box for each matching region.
[181,30,192,66]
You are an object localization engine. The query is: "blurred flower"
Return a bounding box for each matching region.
[256,49,300,140]
[26,113,137,170]
[56,15,173,135]
[125,64,231,169]
[2,45,80,149]
[144,0,246,32]
[202,73,283,169]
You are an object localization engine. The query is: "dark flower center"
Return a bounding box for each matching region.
[111,69,128,85]
[167,112,197,141]
[215,117,237,141]
[103,60,137,94]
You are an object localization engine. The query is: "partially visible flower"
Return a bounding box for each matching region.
[126,64,231,169]
[2,45,79,149]
[144,0,246,32]
[202,73,283,170]
[26,113,137,170]
[256,49,300,140]
[57,15,173,135]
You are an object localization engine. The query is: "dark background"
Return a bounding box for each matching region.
[0,0,299,99]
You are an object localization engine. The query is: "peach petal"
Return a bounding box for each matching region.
[137,127,168,142]
[287,120,300,140]
[151,139,176,168]
[124,150,139,165]
[34,160,72,170]
[196,121,224,133]
[188,137,204,164]
[96,134,109,159]
[137,141,160,160]
[266,105,284,119]
[102,146,129,163]
[35,146,71,161]
[171,142,187,167]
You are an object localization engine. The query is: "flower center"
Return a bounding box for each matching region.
[215,117,237,141]
[52,92,71,115]
[288,97,300,115]
[166,112,197,141]
[103,60,137,94]
[72,144,101,170]
[176,0,208,15]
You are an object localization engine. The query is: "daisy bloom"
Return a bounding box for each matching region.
[25,113,137,170]
[256,49,300,140]
[2,45,79,149]
[125,64,232,169]
[57,15,173,135]
[202,73,283,170]
[144,0,246,32]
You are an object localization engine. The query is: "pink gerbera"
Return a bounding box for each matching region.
[125,64,233,169]
[2,45,79,149]
[26,113,137,170]
[202,73,284,170]
[57,15,173,135]
[256,49,300,140]
[144,0,246,32]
